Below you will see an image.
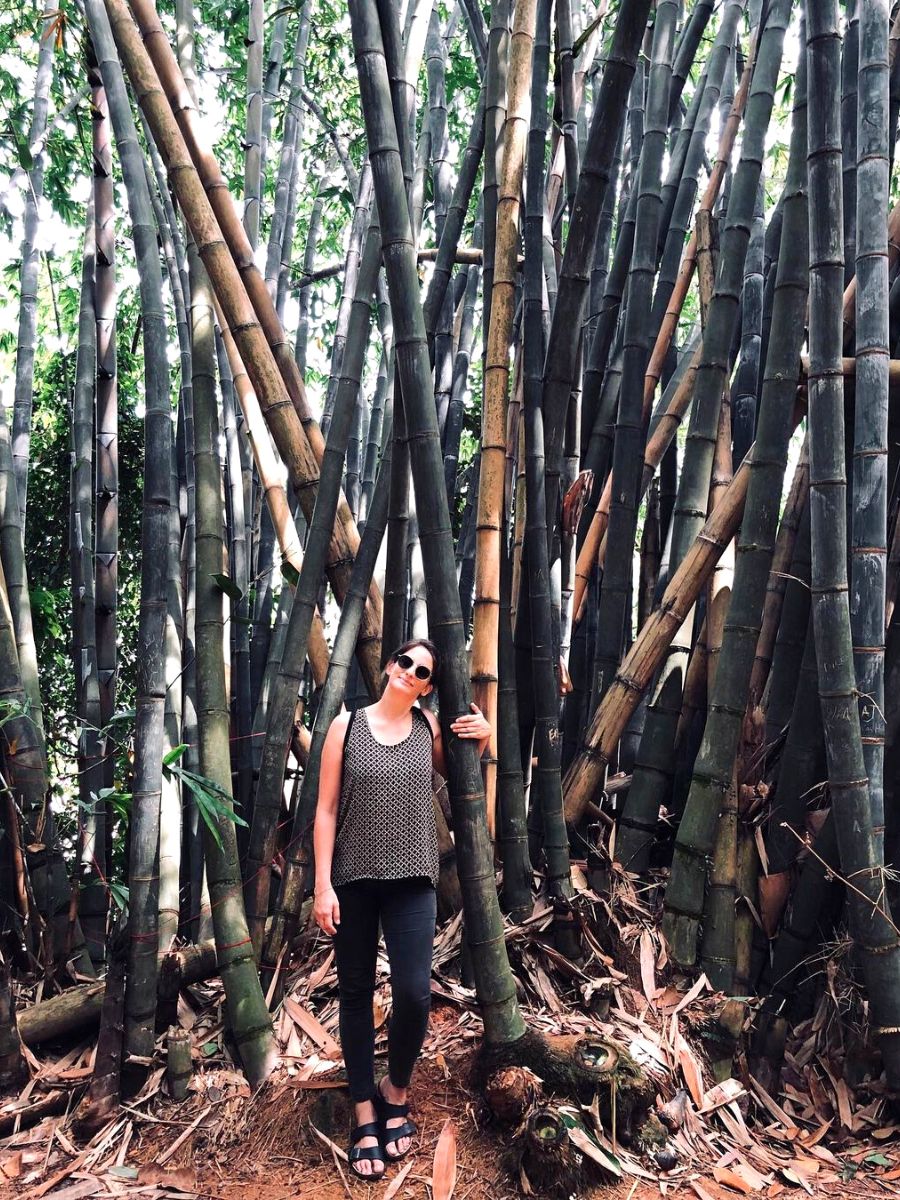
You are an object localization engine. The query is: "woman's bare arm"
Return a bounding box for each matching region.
[312,713,349,935]
[423,703,491,778]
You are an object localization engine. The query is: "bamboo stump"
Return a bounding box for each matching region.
[478,1030,653,1133]
[166,1027,192,1100]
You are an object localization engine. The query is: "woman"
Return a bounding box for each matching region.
[312,638,490,1181]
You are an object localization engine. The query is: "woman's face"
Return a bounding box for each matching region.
[385,644,435,701]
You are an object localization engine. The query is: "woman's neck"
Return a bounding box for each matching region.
[371,689,416,722]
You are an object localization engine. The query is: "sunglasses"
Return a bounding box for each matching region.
[395,653,432,681]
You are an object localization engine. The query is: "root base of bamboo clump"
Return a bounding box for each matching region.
[478,1028,654,1131]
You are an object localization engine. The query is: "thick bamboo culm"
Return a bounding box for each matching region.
[470,0,537,836]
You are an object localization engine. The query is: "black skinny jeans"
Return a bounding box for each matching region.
[333,877,437,1103]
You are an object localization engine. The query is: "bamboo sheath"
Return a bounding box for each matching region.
[471,0,537,836]
[563,455,755,825]
[122,0,383,691]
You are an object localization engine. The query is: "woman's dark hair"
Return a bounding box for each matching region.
[389,638,441,686]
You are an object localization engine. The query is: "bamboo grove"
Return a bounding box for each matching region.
[4,0,900,1114]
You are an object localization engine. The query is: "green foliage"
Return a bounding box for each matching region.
[162,743,248,849]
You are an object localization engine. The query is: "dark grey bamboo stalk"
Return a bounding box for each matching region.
[804,0,900,1086]
[350,0,526,1045]
[842,0,860,287]
[86,0,170,1058]
[91,50,118,801]
[541,0,654,514]
[662,25,807,967]
[523,0,572,899]
[321,166,375,434]
[11,3,55,524]
[851,0,890,860]
[591,0,681,709]
[263,7,311,297]
[242,0,263,248]
[70,197,106,964]
[731,176,765,469]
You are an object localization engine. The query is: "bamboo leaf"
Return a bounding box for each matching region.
[210,572,244,601]
[162,743,188,767]
[564,1124,622,1178]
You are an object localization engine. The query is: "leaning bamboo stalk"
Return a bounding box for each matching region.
[124,0,383,687]
[350,0,525,1047]
[471,0,537,836]
[563,457,752,826]
[804,0,900,1086]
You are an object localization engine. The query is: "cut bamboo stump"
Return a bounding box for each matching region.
[166,1026,192,1099]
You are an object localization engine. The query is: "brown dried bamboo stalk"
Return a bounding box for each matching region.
[563,457,752,825]
[471,0,538,832]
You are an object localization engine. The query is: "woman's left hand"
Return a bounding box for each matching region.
[450,702,491,741]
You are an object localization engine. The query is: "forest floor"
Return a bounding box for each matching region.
[4,891,900,1199]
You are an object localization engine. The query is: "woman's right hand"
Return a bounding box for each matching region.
[313,885,340,935]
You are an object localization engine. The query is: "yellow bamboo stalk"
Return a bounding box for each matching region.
[471,0,537,834]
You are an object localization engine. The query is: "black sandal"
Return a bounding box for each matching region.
[374,1078,417,1161]
[348,1119,385,1181]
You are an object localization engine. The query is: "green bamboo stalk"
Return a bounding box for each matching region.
[190,253,276,1087]
[851,0,890,859]
[805,0,900,1085]
[731,176,765,468]
[350,0,526,1045]
[294,168,331,380]
[662,29,807,965]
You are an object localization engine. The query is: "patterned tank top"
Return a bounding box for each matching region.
[330,705,439,889]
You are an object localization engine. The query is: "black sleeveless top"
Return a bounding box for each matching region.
[330,706,439,888]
